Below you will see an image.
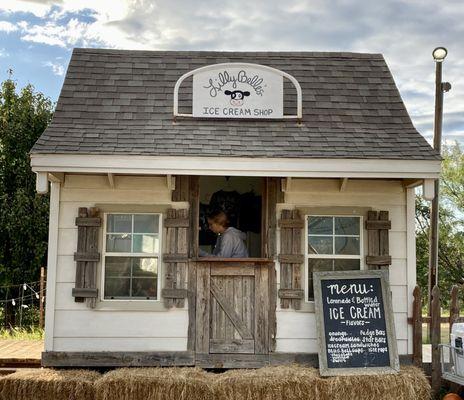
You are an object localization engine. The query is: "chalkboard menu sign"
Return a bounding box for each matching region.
[314,270,399,376]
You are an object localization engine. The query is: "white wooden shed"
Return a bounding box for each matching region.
[30,48,440,368]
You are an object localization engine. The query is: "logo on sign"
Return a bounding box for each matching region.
[192,64,284,119]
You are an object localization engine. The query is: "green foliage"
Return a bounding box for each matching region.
[0,77,53,319]
[0,326,44,340]
[416,143,464,308]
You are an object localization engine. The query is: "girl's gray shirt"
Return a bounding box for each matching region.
[199,227,249,258]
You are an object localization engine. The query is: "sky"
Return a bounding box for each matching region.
[0,0,462,144]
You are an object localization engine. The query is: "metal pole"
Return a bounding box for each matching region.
[428,60,443,300]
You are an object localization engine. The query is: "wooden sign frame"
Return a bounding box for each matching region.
[314,270,400,376]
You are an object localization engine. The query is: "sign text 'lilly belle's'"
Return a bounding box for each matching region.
[192,64,284,119]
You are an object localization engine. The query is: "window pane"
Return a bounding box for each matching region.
[104,277,130,298]
[132,278,157,298]
[308,236,333,254]
[335,217,359,235]
[134,214,159,234]
[133,234,159,253]
[308,216,333,235]
[334,259,361,271]
[105,257,131,277]
[308,258,334,273]
[107,214,132,233]
[132,258,158,278]
[307,259,334,301]
[335,237,360,255]
[106,234,131,252]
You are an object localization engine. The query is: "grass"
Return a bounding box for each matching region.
[0,327,44,340]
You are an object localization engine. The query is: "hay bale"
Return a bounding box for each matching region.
[0,368,100,400]
[213,364,431,400]
[326,366,431,400]
[214,365,328,400]
[95,367,213,400]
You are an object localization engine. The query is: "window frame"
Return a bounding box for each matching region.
[304,214,364,303]
[101,212,163,302]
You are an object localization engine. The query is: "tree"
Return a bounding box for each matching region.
[0,77,53,327]
[416,143,464,308]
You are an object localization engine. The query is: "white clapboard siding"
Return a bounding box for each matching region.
[389,259,407,286]
[53,337,187,352]
[53,310,188,338]
[59,201,94,228]
[55,256,76,283]
[57,228,78,256]
[276,338,319,353]
[277,178,412,356]
[51,174,186,353]
[394,313,409,340]
[276,312,317,339]
[287,193,406,207]
[391,286,408,313]
[61,189,171,203]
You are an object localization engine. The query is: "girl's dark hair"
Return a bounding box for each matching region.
[207,210,230,228]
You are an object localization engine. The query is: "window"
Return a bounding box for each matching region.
[103,213,161,300]
[305,215,362,301]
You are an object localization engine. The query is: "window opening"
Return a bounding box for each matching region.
[306,215,362,301]
[103,213,161,300]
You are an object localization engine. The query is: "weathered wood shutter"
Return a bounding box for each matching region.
[278,209,304,309]
[72,207,101,308]
[162,208,189,308]
[264,177,284,258]
[366,210,392,268]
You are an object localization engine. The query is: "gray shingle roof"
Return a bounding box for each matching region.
[31,48,439,160]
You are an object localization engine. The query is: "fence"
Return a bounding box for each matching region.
[410,284,464,397]
[1,267,46,330]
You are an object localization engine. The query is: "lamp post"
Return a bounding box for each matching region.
[428,47,451,305]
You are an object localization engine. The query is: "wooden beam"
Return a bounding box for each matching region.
[281,177,292,192]
[278,289,304,299]
[423,178,435,201]
[48,172,64,183]
[402,178,423,189]
[107,173,115,188]
[161,288,188,299]
[166,174,176,191]
[42,351,195,367]
[339,177,348,191]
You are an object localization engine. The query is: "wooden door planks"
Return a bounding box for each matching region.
[192,260,273,359]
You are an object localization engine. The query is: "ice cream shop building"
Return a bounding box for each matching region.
[30,49,440,369]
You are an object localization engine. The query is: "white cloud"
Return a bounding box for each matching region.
[0,21,18,32]
[43,60,65,76]
[0,0,462,142]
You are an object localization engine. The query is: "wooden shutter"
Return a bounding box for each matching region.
[278,209,304,309]
[162,208,189,308]
[264,177,284,258]
[72,207,101,308]
[366,210,392,268]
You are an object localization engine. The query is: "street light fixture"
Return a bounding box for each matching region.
[432,47,447,62]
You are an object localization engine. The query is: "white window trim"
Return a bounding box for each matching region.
[101,212,163,302]
[304,214,365,304]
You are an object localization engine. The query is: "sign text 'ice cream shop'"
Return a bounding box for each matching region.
[173,63,302,120]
